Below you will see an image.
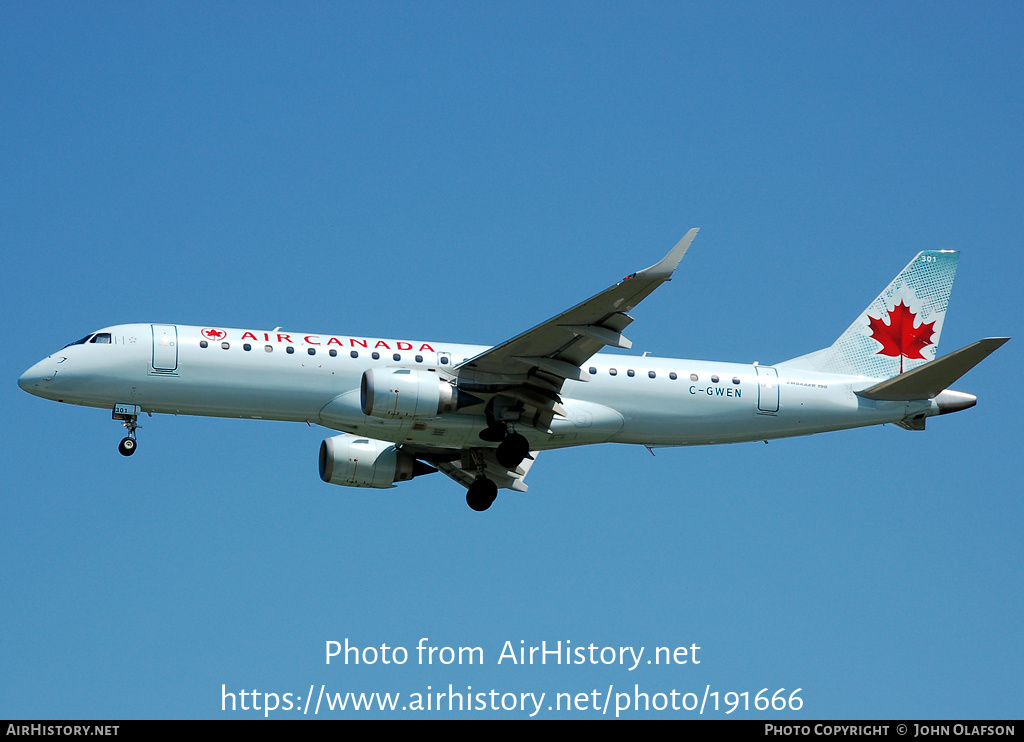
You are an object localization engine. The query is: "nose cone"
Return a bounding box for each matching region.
[18,359,54,397]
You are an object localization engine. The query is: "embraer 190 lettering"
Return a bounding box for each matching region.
[19,230,1008,511]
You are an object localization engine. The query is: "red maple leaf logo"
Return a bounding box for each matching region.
[202,328,226,341]
[867,300,935,373]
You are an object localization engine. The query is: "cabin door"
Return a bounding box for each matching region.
[152,325,178,371]
[755,365,779,414]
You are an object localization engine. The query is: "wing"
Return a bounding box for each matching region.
[454,229,699,430]
[398,230,698,496]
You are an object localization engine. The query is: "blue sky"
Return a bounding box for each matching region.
[2,2,1021,719]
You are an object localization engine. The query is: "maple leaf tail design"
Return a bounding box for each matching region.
[775,250,959,379]
[866,300,938,375]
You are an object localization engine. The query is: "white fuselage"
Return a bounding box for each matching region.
[19,323,936,452]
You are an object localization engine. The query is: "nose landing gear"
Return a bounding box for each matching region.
[112,403,141,457]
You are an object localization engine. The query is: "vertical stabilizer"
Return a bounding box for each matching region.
[780,251,959,378]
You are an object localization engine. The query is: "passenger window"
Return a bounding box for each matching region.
[415,355,423,363]
[265,345,273,353]
[648,370,656,378]
[372,352,380,360]
[243,343,252,351]
[221,342,230,350]
[393,353,401,361]
[200,340,208,349]
[690,374,698,381]
[286,347,295,355]
[732,377,741,384]
[711,375,719,383]
[308,348,316,356]
[669,372,678,380]
[350,350,359,358]
[589,367,597,375]
[329,349,337,357]
[609,368,618,376]
[627,369,635,377]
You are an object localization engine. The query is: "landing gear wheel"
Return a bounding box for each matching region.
[496,432,530,469]
[466,477,498,512]
[478,424,507,443]
[113,405,141,457]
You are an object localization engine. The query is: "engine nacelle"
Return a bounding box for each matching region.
[319,434,421,489]
[360,368,463,419]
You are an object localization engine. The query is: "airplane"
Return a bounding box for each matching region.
[18,229,1008,511]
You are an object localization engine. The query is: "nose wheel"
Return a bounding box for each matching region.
[112,404,141,456]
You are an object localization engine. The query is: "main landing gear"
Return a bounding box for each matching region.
[465,427,532,512]
[466,423,532,511]
[495,432,530,469]
[112,404,141,457]
[466,476,498,512]
[479,424,531,470]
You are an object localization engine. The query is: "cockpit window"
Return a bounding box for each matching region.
[90,333,111,344]
[64,334,92,348]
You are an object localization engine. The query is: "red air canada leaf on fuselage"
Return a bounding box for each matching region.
[867,300,935,373]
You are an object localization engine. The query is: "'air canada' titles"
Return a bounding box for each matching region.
[236,330,436,353]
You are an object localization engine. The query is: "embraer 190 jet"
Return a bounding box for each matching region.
[19,230,1007,511]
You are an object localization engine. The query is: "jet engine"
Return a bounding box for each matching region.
[319,434,435,489]
[360,368,477,420]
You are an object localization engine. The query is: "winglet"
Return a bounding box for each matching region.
[633,228,699,280]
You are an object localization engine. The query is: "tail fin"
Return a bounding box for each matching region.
[780,250,960,378]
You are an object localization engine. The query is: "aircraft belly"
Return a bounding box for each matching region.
[318,393,623,449]
[612,396,758,445]
[546,399,625,447]
[134,354,345,421]
[138,380,330,420]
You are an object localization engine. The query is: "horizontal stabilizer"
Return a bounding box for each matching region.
[856,337,1009,401]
